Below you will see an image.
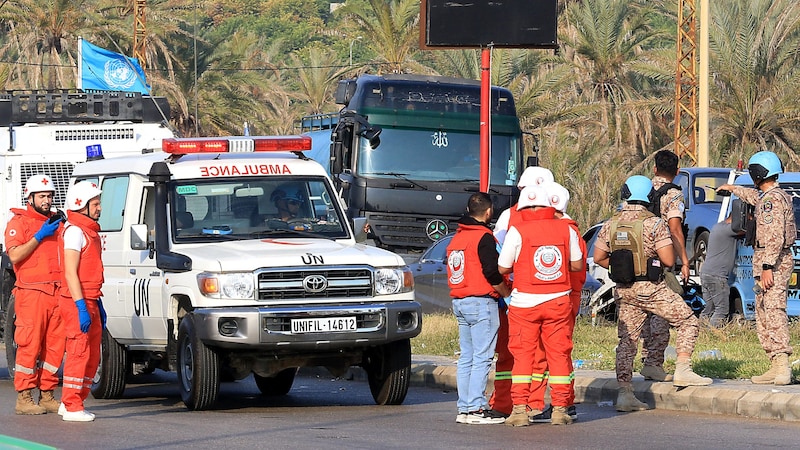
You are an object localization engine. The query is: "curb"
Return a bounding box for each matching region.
[408,359,800,422]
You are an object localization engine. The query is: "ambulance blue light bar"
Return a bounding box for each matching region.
[162,136,312,154]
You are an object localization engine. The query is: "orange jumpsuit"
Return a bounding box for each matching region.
[58,211,104,413]
[505,208,576,409]
[4,206,65,393]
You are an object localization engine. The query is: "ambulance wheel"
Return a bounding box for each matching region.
[364,339,411,405]
[91,330,128,399]
[3,295,16,380]
[254,368,297,396]
[177,315,220,410]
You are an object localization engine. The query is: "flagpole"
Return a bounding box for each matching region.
[77,37,83,90]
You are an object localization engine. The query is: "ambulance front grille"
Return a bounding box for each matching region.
[257,267,373,300]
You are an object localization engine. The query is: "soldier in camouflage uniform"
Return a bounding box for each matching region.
[594,176,712,412]
[640,150,690,383]
[717,151,795,385]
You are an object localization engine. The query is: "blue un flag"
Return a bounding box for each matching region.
[79,38,150,94]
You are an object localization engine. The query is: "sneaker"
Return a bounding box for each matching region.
[62,410,95,422]
[529,405,553,423]
[567,405,578,421]
[465,409,506,424]
[59,403,95,420]
[456,413,468,424]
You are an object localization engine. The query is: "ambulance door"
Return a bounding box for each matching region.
[96,175,135,340]
[125,185,165,343]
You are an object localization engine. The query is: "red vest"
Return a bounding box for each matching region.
[447,223,498,299]
[563,218,587,291]
[512,207,572,294]
[59,211,104,300]
[508,205,524,229]
[5,206,62,293]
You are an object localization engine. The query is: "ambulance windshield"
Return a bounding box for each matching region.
[169,176,349,241]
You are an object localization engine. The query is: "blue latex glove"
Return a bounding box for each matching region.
[75,299,92,333]
[97,298,107,330]
[34,217,61,242]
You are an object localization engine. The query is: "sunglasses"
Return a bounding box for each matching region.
[287,199,302,206]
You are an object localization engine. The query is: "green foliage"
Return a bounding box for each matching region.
[415,313,800,380]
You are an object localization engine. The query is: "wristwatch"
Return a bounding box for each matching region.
[762,264,774,270]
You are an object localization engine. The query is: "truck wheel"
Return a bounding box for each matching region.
[254,368,297,396]
[693,231,709,274]
[364,339,411,405]
[3,295,16,379]
[177,316,220,410]
[91,330,128,399]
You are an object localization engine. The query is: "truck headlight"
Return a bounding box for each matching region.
[197,272,255,299]
[374,267,414,295]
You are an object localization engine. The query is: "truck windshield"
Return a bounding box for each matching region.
[169,176,348,241]
[356,128,519,185]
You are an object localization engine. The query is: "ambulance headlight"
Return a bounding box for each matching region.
[197,272,255,299]
[374,267,414,295]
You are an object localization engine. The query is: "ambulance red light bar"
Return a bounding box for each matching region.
[162,136,312,154]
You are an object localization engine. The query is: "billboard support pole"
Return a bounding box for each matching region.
[480,46,491,193]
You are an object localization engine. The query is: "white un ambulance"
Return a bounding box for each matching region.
[53,135,421,410]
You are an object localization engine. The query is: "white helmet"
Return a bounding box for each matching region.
[67,181,102,211]
[517,185,551,210]
[543,182,570,213]
[517,166,554,189]
[23,174,55,197]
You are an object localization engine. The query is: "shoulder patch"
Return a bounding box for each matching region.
[762,201,773,213]
[762,213,773,224]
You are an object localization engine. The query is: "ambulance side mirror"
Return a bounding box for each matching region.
[131,224,153,258]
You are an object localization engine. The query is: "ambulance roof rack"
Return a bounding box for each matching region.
[0,89,170,126]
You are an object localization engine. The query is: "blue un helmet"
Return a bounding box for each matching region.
[620,175,653,203]
[748,151,784,184]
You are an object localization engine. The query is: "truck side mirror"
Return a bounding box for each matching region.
[352,217,368,243]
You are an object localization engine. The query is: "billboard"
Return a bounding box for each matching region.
[421,0,558,49]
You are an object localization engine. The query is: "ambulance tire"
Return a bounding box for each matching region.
[177,315,220,410]
[364,339,411,405]
[3,295,16,380]
[254,368,297,396]
[91,330,128,399]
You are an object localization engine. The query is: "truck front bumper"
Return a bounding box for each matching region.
[191,301,422,350]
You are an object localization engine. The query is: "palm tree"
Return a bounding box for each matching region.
[0,0,91,89]
[708,0,800,170]
[337,0,428,74]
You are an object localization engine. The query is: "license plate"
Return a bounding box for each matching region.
[291,317,357,333]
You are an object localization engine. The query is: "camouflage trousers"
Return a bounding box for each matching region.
[615,282,698,383]
[755,261,794,358]
[639,313,671,367]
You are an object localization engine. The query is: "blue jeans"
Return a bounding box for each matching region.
[453,296,500,413]
[700,274,730,327]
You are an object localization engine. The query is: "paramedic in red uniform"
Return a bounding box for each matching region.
[58,181,106,422]
[4,175,64,415]
[499,185,583,427]
[489,166,554,417]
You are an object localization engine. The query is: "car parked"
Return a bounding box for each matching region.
[673,167,735,274]
[409,229,603,315]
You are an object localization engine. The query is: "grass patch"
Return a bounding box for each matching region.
[412,312,800,380]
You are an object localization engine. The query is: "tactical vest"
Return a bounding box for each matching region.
[608,210,654,283]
